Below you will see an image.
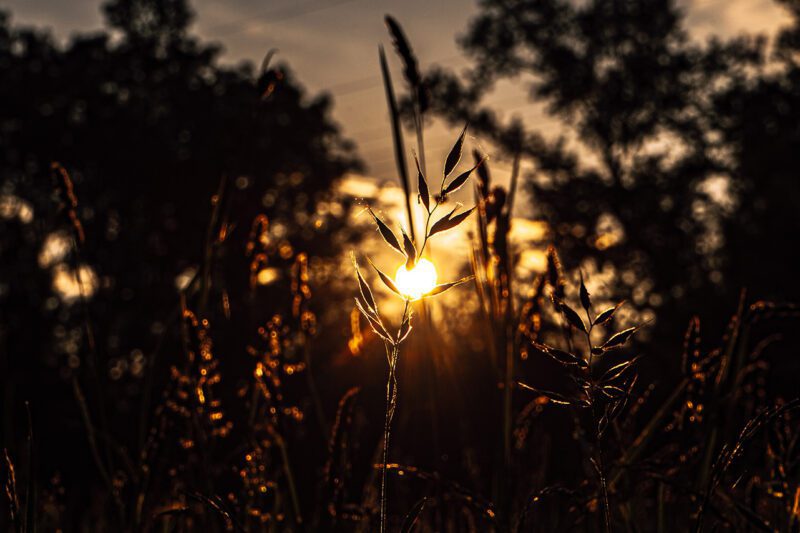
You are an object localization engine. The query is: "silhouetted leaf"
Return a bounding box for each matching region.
[602,326,638,349]
[400,497,427,533]
[429,206,476,236]
[429,206,457,233]
[534,343,587,368]
[367,257,403,297]
[401,228,416,269]
[558,301,587,333]
[415,155,430,212]
[600,385,627,400]
[600,356,641,383]
[473,149,490,199]
[593,301,625,326]
[517,382,574,405]
[444,157,484,196]
[444,125,468,178]
[354,298,392,343]
[351,253,377,314]
[368,207,403,256]
[579,271,591,312]
[427,276,474,296]
[260,48,278,75]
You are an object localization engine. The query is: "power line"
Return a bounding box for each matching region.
[326,75,380,95]
[325,53,466,98]
[202,0,361,38]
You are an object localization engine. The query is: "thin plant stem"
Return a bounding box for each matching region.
[276,433,303,527]
[55,163,123,523]
[583,319,610,533]
[199,175,227,315]
[417,201,439,258]
[501,155,520,526]
[379,298,410,533]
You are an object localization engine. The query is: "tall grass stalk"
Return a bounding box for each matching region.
[379,45,415,242]
[353,121,476,529]
[467,147,521,527]
[52,162,125,523]
[379,300,408,532]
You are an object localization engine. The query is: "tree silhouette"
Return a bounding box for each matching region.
[421,0,799,349]
[0,0,360,522]
[103,0,192,45]
[715,0,800,304]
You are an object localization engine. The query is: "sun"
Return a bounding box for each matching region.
[395,258,438,300]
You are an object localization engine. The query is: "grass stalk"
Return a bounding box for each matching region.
[379,298,410,532]
[276,433,303,527]
[379,45,416,242]
[582,322,610,533]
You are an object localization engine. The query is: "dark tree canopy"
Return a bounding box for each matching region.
[103,0,193,44]
[0,0,360,340]
[420,0,800,351]
[0,0,361,511]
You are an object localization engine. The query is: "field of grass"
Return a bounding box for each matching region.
[2,7,800,533]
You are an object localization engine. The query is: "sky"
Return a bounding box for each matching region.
[0,0,791,183]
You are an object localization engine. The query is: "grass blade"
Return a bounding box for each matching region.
[379,45,416,241]
[368,207,404,256]
[400,497,427,533]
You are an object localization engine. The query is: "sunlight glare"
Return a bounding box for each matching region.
[395,258,437,300]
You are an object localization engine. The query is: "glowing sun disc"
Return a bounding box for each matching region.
[395,258,438,300]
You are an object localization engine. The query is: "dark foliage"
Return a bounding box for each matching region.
[419,0,800,352]
[0,0,361,528]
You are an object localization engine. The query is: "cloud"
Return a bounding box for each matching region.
[683,0,789,40]
[2,0,103,38]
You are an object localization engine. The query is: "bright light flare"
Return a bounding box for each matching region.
[395,258,438,300]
